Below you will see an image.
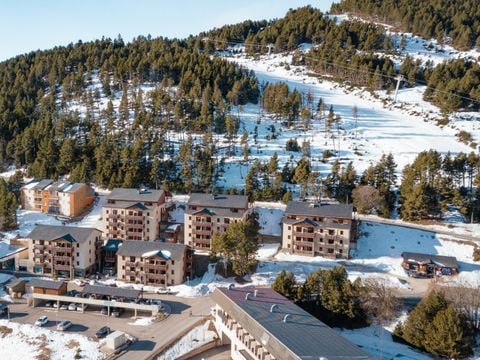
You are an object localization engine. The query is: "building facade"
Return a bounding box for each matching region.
[212,286,371,360]
[116,240,192,287]
[26,225,102,279]
[282,202,358,259]
[102,188,170,241]
[21,180,95,217]
[184,194,251,250]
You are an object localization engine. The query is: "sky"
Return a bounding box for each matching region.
[0,0,336,62]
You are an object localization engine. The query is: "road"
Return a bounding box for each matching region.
[358,215,479,244]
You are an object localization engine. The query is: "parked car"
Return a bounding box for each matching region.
[111,308,123,317]
[44,301,53,308]
[57,320,72,331]
[52,302,59,308]
[67,290,78,297]
[68,303,77,311]
[72,279,87,287]
[35,316,48,327]
[100,307,108,315]
[60,303,68,310]
[155,287,172,295]
[95,326,111,338]
[76,304,87,312]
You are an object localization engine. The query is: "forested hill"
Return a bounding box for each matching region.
[331,0,480,51]
[0,35,259,188]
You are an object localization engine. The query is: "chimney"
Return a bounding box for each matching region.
[270,304,278,313]
[254,289,258,297]
[228,284,235,290]
[283,314,291,323]
[245,292,252,300]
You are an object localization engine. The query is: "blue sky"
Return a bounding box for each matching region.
[0,0,335,61]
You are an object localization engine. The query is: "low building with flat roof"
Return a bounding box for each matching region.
[28,279,67,295]
[212,286,371,360]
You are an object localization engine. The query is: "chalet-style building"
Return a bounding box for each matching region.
[401,252,458,277]
[282,202,357,259]
[27,225,102,279]
[28,279,67,296]
[102,188,171,241]
[21,180,95,217]
[184,194,251,250]
[212,286,371,360]
[116,240,193,287]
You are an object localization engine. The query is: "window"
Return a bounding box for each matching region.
[328,248,334,254]
[287,226,291,230]
[172,261,175,265]
[76,252,79,257]
[287,235,291,239]
[189,216,192,220]
[122,265,125,270]
[147,220,150,224]
[106,210,109,214]
[171,270,175,275]
[76,261,79,266]
[340,230,344,235]
[217,218,220,222]
[77,243,80,248]
[147,212,150,216]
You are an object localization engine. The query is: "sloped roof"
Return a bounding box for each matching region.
[116,240,186,261]
[107,188,163,203]
[213,287,371,360]
[27,225,101,243]
[104,201,148,210]
[285,201,353,219]
[187,193,248,209]
[28,279,65,290]
[401,252,458,268]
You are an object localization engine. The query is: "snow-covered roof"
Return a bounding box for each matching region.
[116,240,186,261]
[401,252,458,268]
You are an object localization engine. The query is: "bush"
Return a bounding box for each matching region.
[473,248,480,262]
[285,138,300,152]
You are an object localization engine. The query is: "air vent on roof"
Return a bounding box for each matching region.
[309,203,320,208]
[245,292,252,300]
[270,304,278,313]
[228,284,235,290]
[283,314,291,323]
[254,289,258,297]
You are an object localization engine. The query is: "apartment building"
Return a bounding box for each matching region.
[212,286,371,360]
[26,225,102,279]
[184,193,250,250]
[21,179,95,217]
[282,201,357,259]
[116,240,192,287]
[102,188,170,241]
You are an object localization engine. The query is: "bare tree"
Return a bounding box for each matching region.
[441,283,480,331]
[352,185,384,214]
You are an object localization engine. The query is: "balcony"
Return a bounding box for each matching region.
[125,261,138,267]
[293,231,315,239]
[33,253,44,260]
[53,256,71,262]
[192,220,211,226]
[54,264,72,271]
[126,215,144,221]
[144,263,167,271]
[145,273,166,280]
[107,213,122,220]
[52,246,72,253]
[192,229,211,236]
[293,240,313,247]
[193,238,211,244]
[125,270,137,277]
[33,244,44,250]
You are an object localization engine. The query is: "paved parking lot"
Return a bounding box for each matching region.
[6,293,215,360]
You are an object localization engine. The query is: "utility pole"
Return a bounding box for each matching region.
[394,74,404,102]
[267,44,273,57]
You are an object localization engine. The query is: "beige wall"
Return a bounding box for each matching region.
[21,188,42,211]
[102,205,161,240]
[282,217,353,259]
[117,252,187,286]
[184,210,250,250]
[27,230,101,278]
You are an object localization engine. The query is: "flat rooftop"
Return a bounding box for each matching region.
[213,286,371,360]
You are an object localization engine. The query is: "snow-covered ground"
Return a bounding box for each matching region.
[0,320,102,360]
[157,320,217,360]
